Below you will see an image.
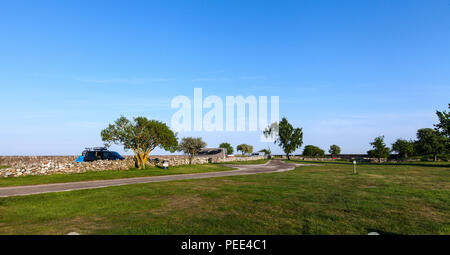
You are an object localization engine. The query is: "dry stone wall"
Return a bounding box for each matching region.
[0,155,266,178]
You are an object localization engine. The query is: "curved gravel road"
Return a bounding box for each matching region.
[0,159,299,197]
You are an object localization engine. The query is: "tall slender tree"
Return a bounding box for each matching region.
[264,117,303,160]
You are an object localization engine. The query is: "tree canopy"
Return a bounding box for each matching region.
[219,142,234,155]
[328,144,341,157]
[264,117,303,160]
[435,104,450,139]
[391,139,414,159]
[259,148,271,156]
[303,145,325,157]
[101,116,178,169]
[178,137,207,165]
[435,104,450,152]
[236,144,253,155]
[415,128,447,161]
[367,136,390,160]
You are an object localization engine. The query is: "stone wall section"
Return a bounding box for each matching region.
[0,155,266,178]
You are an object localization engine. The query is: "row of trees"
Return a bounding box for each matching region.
[101,104,449,168]
[101,116,265,168]
[99,115,335,166]
[369,128,448,161]
[101,116,213,167]
[368,104,450,161]
[264,104,449,161]
[218,143,256,156]
[301,144,342,157]
[262,118,340,159]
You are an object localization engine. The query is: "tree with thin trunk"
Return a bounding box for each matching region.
[264,117,303,160]
[178,137,207,165]
[101,116,178,169]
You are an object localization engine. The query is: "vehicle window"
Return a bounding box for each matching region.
[103,152,111,159]
[86,151,96,161]
[96,152,103,160]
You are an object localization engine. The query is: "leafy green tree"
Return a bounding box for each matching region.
[328,144,341,157]
[101,116,178,169]
[219,142,234,155]
[259,148,271,156]
[391,139,415,159]
[303,145,325,157]
[178,137,207,165]
[435,104,450,139]
[415,128,447,161]
[264,117,303,160]
[435,104,450,151]
[367,136,390,161]
[236,144,253,155]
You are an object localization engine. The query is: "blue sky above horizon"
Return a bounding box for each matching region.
[1,0,449,155]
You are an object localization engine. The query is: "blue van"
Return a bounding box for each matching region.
[75,147,125,162]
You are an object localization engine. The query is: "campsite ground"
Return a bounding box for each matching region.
[0,160,448,234]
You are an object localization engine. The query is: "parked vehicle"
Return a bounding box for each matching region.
[251,152,266,156]
[75,147,125,162]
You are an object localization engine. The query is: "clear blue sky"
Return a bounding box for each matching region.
[1,0,449,155]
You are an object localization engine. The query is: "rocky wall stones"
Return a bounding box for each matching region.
[0,155,266,178]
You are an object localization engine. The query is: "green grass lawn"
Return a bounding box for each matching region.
[0,166,8,169]
[0,164,233,187]
[0,161,448,234]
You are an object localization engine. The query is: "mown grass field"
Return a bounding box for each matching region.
[0,160,448,235]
